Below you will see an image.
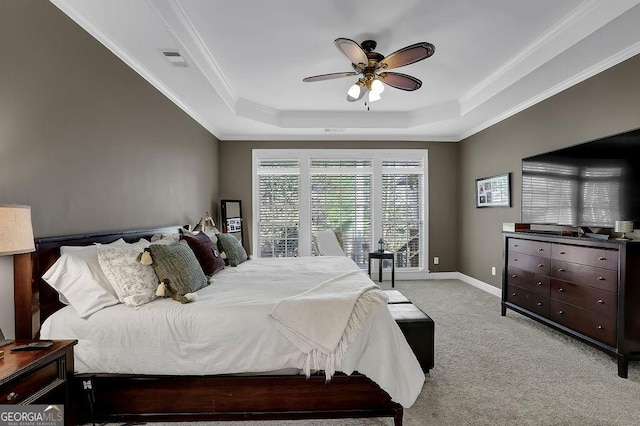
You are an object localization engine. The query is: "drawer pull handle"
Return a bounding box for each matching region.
[597,325,604,330]
[538,248,544,251]
[597,299,604,304]
[7,392,18,401]
[598,256,606,261]
[597,276,605,281]
[537,263,544,268]
[513,244,519,247]
[513,258,518,262]
[558,310,564,315]
[558,288,565,292]
[512,292,517,296]
[558,268,565,272]
[560,251,566,255]
[536,302,543,307]
[536,281,543,286]
[511,274,517,278]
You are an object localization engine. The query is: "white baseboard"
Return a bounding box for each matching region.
[425,271,460,280]
[427,271,501,298]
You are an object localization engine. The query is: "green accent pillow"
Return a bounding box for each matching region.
[148,241,208,303]
[217,233,248,267]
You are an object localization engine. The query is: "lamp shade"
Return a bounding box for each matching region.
[0,204,35,255]
[614,220,634,233]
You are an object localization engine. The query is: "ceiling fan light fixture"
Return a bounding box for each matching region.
[371,78,385,94]
[347,83,362,99]
[368,90,381,103]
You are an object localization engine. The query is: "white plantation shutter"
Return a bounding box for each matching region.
[257,160,300,257]
[253,150,427,272]
[382,160,424,268]
[311,173,371,267]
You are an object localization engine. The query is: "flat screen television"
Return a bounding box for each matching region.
[521,127,640,229]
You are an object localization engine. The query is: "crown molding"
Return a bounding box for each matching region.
[459,0,640,116]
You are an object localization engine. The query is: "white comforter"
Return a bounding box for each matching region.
[40,256,425,407]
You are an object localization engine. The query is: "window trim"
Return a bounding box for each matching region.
[252,149,429,278]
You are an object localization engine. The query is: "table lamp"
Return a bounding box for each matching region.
[0,204,35,346]
[614,220,634,240]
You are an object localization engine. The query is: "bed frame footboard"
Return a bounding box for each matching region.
[75,373,403,425]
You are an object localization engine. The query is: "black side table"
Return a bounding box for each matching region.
[368,251,395,288]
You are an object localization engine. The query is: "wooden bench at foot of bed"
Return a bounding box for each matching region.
[388,303,435,373]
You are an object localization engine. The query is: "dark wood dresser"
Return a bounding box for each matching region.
[501,232,640,377]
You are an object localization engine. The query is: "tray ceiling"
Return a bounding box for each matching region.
[51,0,640,141]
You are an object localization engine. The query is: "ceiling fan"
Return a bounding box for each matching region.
[303,38,435,106]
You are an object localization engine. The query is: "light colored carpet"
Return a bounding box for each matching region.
[93,279,640,426]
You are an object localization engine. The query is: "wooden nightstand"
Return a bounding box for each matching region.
[0,340,76,421]
[368,251,395,288]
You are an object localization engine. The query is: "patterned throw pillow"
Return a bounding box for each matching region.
[98,244,158,308]
[181,232,225,276]
[148,241,209,303]
[217,233,248,267]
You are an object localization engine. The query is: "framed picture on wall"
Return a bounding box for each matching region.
[476,173,511,208]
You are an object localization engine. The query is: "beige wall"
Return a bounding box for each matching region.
[0,1,219,337]
[0,1,220,237]
[220,140,459,272]
[459,53,640,288]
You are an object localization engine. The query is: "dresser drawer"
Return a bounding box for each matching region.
[509,239,551,257]
[507,266,549,296]
[550,279,617,318]
[550,300,616,346]
[551,259,617,292]
[551,244,618,270]
[0,360,61,404]
[508,252,550,275]
[507,284,549,318]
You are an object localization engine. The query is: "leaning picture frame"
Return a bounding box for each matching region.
[476,173,511,208]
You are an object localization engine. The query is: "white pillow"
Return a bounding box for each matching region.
[42,238,127,317]
[313,230,346,256]
[97,244,159,308]
[58,238,127,300]
[43,252,120,318]
[150,233,180,243]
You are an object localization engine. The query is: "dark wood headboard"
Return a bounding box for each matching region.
[14,225,181,339]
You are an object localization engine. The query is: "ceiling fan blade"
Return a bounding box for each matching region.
[303,72,357,82]
[379,42,435,70]
[334,38,368,68]
[379,72,422,91]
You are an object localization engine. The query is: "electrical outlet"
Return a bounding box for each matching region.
[433,256,439,265]
[491,266,496,276]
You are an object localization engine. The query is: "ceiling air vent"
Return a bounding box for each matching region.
[160,50,188,67]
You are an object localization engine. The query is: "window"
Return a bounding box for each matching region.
[311,173,371,266]
[256,159,299,257]
[382,161,423,268]
[253,150,428,274]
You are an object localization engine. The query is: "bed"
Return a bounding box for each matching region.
[13,225,424,425]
